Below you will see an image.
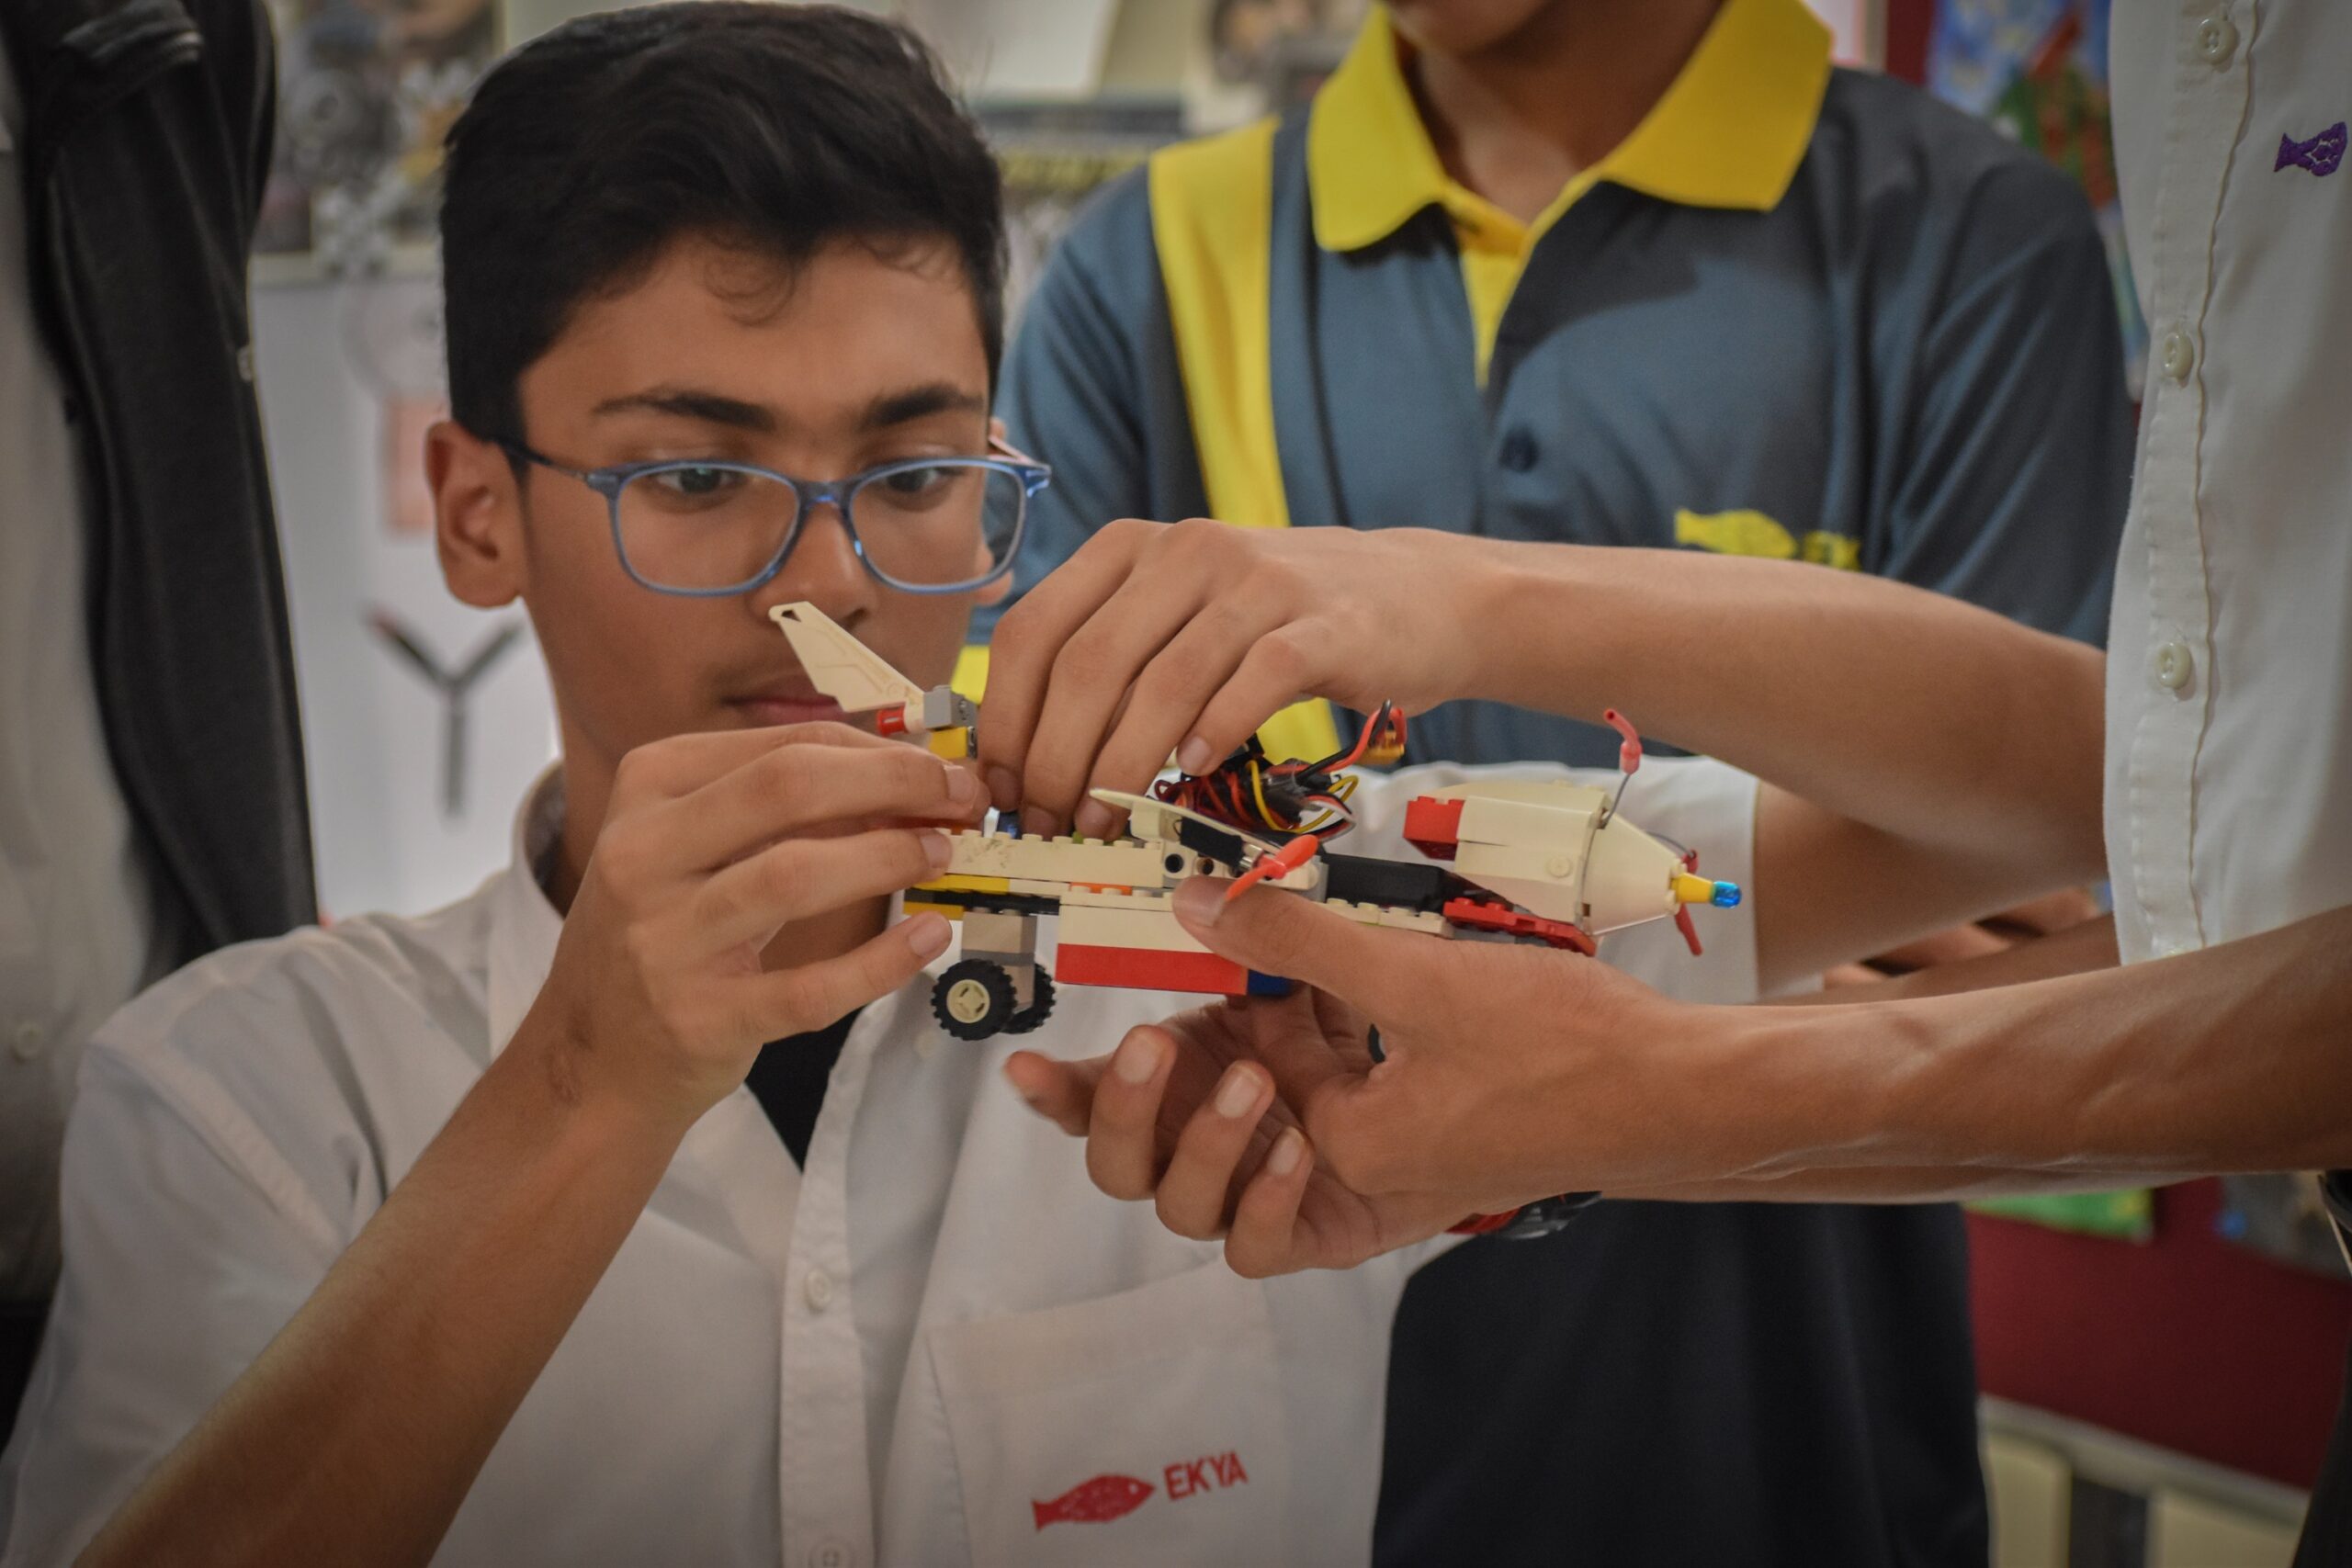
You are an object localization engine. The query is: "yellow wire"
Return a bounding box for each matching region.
[1248,760,1278,829]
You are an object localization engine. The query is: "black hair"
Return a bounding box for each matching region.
[439,1,1005,444]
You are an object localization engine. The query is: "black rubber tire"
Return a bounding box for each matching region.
[1002,970,1057,1035]
[933,960,1018,1041]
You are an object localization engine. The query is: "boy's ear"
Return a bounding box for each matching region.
[427,420,528,609]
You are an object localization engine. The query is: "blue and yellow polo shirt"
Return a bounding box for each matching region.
[994,0,2128,772]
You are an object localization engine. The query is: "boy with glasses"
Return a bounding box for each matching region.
[0,6,1757,1564]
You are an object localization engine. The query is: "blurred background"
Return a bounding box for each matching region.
[243,3,2344,1562]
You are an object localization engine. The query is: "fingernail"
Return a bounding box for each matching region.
[921,830,952,872]
[1267,1127,1306,1176]
[1073,801,1114,841]
[1020,807,1059,840]
[1177,737,1214,775]
[1173,875,1226,927]
[944,765,980,807]
[1215,1066,1261,1118]
[1113,1032,1164,1085]
[985,765,1023,812]
[903,910,952,960]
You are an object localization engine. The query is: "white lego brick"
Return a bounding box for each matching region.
[1454,795,1600,856]
[1057,886,1173,912]
[944,831,1168,887]
[1059,901,1210,955]
[961,908,1035,959]
[1453,841,1584,925]
[1325,898,1454,937]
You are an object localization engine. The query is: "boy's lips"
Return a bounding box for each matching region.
[729,692,848,726]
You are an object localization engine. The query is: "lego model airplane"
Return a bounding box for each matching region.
[769,602,1741,1042]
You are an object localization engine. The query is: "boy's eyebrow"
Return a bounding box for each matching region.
[861,382,987,430]
[590,388,776,432]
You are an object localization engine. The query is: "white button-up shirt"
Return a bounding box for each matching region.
[0,758,1755,1567]
[2107,1,2352,962]
[0,27,165,1302]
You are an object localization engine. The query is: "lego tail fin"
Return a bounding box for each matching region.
[768,602,924,716]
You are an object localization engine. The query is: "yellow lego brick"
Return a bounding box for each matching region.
[927,728,971,759]
[901,900,963,920]
[922,873,1012,896]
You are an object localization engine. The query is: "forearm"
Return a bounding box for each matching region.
[1620,1164,2194,1204]
[1703,904,2352,1190]
[1455,540,2106,879]
[1759,906,2119,1004]
[83,1014,685,1568]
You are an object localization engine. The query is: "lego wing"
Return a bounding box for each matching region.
[768,602,924,715]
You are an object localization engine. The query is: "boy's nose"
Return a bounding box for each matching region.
[753,500,876,626]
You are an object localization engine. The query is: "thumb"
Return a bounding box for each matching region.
[1171,875,1426,1020]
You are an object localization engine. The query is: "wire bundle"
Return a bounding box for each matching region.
[1152,703,1408,844]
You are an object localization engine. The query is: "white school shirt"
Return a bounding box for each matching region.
[0,756,1756,1568]
[0,21,165,1303]
[2106,1,2352,963]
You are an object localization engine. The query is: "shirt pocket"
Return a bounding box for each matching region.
[926,1259,1292,1568]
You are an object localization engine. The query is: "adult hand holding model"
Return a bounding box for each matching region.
[1005,874,1725,1275]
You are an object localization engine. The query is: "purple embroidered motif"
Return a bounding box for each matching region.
[2276,121,2346,176]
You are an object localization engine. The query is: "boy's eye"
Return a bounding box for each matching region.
[654,466,741,499]
[876,463,957,499]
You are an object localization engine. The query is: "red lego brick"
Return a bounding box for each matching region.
[1056,943,1252,995]
[1401,795,1464,860]
[1440,897,1598,955]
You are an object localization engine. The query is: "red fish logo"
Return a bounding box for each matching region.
[1032,1472,1155,1529]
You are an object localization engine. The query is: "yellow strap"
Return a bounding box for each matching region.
[1150,122,1342,762]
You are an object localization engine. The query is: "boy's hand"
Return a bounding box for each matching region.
[978,520,1498,838]
[520,723,980,1132]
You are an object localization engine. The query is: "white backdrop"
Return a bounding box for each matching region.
[253,276,559,920]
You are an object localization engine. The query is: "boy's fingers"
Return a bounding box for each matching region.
[661,739,980,873]
[734,912,951,1042]
[1152,1062,1275,1241]
[611,720,888,804]
[691,828,947,951]
[1225,1128,1314,1279]
[1003,1051,1102,1136]
[1085,1025,1177,1201]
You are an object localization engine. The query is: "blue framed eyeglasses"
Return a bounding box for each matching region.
[497,435,1052,597]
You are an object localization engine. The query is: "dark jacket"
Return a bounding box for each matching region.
[1,0,315,960]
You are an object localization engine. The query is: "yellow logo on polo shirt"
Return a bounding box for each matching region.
[1674,509,1860,571]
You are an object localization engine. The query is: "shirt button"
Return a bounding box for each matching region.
[2196,15,2238,67]
[803,1268,835,1313]
[9,1020,44,1061]
[2152,640,2195,693]
[1497,428,1540,473]
[2159,329,2197,383]
[808,1539,859,1568]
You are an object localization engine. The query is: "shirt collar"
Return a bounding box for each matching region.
[1306,0,1833,254]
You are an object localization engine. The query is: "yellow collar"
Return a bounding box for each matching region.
[1307,0,1832,254]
